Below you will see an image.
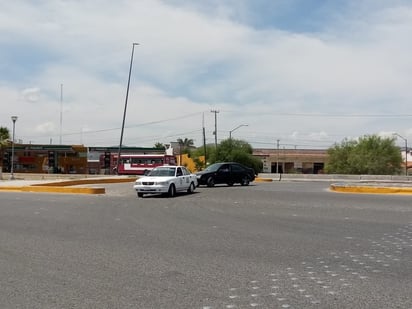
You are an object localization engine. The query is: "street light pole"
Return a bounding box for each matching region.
[229,124,248,139]
[393,133,408,176]
[116,43,139,174]
[10,116,18,180]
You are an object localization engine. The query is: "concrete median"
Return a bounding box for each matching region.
[330,183,412,194]
[0,176,136,194]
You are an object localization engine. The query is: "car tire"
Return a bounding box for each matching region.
[187,182,195,193]
[137,192,144,198]
[241,176,250,186]
[168,184,176,197]
[206,177,215,187]
[227,182,234,186]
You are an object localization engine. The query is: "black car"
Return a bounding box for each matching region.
[196,162,256,187]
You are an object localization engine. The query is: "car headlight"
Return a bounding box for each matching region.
[135,181,142,185]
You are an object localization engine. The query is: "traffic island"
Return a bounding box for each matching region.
[330,183,412,194]
[0,177,136,194]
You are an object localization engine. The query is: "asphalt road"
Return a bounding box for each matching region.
[0,182,411,309]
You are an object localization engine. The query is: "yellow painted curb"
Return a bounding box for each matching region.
[0,186,105,194]
[0,178,136,194]
[255,177,273,182]
[330,184,412,194]
[25,186,105,194]
[33,177,136,187]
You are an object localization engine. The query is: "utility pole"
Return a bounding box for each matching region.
[202,113,207,167]
[211,110,219,149]
[276,139,280,174]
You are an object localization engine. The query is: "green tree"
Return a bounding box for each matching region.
[191,144,216,170]
[325,135,402,175]
[0,126,10,174]
[216,138,262,174]
[0,127,10,144]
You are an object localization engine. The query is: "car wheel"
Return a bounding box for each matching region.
[241,176,250,186]
[137,192,144,198]
[227,182,234,186]
[187,182,195,193]
[206,177,215,187]
[168,184,176,197]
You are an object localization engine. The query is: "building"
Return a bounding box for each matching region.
[1,144,88,174]
[87,146,169,174]
[253,148,328,174]
[3,142,409,175]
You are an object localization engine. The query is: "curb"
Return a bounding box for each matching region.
[32,177,136,187]
[0,186,104,194]
[330,184,412,195]
[0,177,136,194]
[255,177,273,182]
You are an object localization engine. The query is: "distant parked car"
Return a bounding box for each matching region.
[196,162,256,187]
[134,165,198,198]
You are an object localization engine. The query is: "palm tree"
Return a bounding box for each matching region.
[177,138,194,148]
[154,142,164,149]
[176,138,194,165]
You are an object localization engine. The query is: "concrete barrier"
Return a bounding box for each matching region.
[257,173,412,182]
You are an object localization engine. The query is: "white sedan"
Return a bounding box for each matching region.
[133,165,198,198]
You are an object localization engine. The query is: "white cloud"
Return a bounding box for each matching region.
[21,87,40,102]
[1,0,412,149]
[35,121,55,134]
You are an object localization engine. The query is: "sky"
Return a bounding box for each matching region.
[1,0,412,150]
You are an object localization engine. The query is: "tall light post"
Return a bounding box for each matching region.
[59,83,63,144]
[10,116,18,180]
[116,43,139,174]
[229,124,248,139]
[393,133,408,176]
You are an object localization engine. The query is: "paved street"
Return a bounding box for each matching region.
[0,182,411,308]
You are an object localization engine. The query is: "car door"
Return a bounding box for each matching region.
[175,167,185,191]
[181,167,192,189]
[215,164,231,184]
[231,163,245,183]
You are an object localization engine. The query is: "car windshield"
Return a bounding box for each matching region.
[203,163,223,172]
[148,167,176,177]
